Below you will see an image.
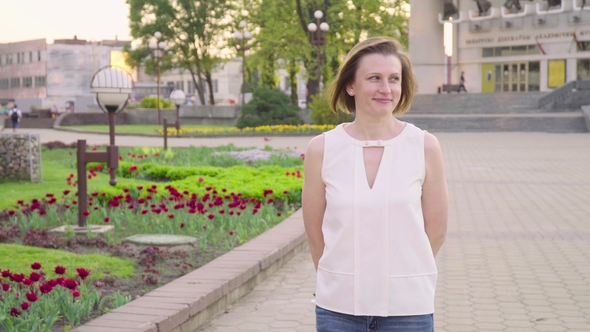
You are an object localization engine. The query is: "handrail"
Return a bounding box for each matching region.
[537,80,590,109]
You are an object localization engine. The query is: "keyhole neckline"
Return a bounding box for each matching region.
[338,122,409,147]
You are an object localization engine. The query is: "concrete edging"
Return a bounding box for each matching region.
[72,209,306,332]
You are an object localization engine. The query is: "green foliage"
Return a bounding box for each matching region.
[139,96,174,109]
[244,0,409,98]
[0,244,134,280]
[309,94,355,125]
[236,88,303,128]
[126,0,236,105]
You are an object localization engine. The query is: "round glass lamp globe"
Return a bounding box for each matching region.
[170,89,186,106]
[308,23,318,32]
[90,66,133,108]
[314,10,323,19]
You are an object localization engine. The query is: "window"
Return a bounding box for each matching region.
[483,45,542,58]
[187,80,195,94]
[7,54,12,65]
[34,76,46,87]
[17,53,21,64]
[0,79,8,89]
[577,59,590,80]
[10,78,20,88]
[528,61,540,91]
[577,41,590,52]
[23,77,33,88]
[175,80,184,91]
[37,51,41,61]
[29,52,33,62]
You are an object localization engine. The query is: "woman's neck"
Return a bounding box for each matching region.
[344,115,404,141]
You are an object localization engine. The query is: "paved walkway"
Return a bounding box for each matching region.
[197,132,590,332]
[6,128,590,331]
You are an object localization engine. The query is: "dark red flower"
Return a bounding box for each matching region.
[229,211,235,216]
[38,209,46,216]
[180,223,185,229]
[138,198,146,204]
[198,177,204,182]
[168,214,175,219]
[267,199,274,204]
[63,279,78,290]
[2,283,9,291]
[207,214,215,220]
[8,210,15,216]
[219,209,225,214]
[146,195,153,200]
[252,209,259,215]
[228,230,235,236]
[10,273,24,283]
[129,165,138,172]
[141,209,148,215]
[20,302,29,311]
[39,283,53,294]
[104,217,110,223]
[96,165,103,171]
[83,211,90,216]
[9,308,21,317]
[31,262,42,270]
[26,291,38,302]
[55,277,65,286]
[22,278,32,286]
[72,290,81,298]
[123,188,129,193]
[54,266,66,275]
[237,211,242,216]
[1,270,11,278]
[277,212,282,217]
[46,193,54,198]
[76,268,91,280]
[118,155,123,161]
[202,224,207,230]
[283,190,289,194]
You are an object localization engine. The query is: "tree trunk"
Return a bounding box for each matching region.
[205,70,215,105]
[288,61,298,106]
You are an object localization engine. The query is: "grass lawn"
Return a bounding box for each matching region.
[63,124,229,135]
[0,243,135,280]
[0,148,155,211]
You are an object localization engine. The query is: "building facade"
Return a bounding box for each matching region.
[410,0,590,94]
[0,37,130,111]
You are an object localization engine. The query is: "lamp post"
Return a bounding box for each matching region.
[163,89,185,149]
[308,10,329,96]
[79,65,133,228]
[443,17,453,93]
[149,31,167,125]
[234,21,252,108]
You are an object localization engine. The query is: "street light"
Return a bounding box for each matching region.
[308,10,329,96]
[163,89,185,149]
[234,20,252,108]
[79,65,133,228]
[149,31,167,125]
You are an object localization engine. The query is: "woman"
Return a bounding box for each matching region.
[302,37,448,331]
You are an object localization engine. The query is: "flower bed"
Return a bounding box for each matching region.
[157,123,335,136]
[0,144,304,331]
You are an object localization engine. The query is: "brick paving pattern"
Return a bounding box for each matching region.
[198,132,590,332]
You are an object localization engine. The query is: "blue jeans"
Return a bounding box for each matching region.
[316,306,434,332]
[11,121,19,129]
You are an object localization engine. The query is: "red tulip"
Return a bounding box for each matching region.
[26,291,38,302]
[54,266,66,275]
[83,211,90,217]
[76,268,91,280]
[63,279,78,290]
[228,230,235,236]
[39,283,53,294]
[8,210,15,216]
[22,278,32,285]
[20,302,29,311]
[2,283,9,291]
[207,214,215,220]
[180,223,185,229]
[72,290,81,298]
[9,308,21,317]
[104,217,110,223]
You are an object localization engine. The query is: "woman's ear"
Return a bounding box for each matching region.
[346,85,355,96]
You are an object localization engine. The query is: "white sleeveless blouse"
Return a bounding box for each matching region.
[315,122,438,317]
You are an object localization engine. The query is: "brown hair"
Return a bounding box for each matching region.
[325,36,416,115]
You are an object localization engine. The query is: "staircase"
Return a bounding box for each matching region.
[400,90,588,133]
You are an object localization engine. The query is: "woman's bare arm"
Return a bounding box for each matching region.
[302,135,327,271]
[422,132,449,258]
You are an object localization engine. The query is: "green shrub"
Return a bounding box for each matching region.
[309,94,354,125]
[236,88,303,129]
[140,96,174,109]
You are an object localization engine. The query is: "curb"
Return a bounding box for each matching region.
[71,209,307,332]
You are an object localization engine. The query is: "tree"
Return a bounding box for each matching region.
[126,0,237,105]
[244,0,409,104]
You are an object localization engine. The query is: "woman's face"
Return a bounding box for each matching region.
[347,53,402,117]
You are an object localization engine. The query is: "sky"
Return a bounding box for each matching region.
[0,0,132,43]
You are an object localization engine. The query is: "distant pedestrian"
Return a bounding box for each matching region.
[8,104,22,132]
[458,71,467,93]
[50,104,60,118]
